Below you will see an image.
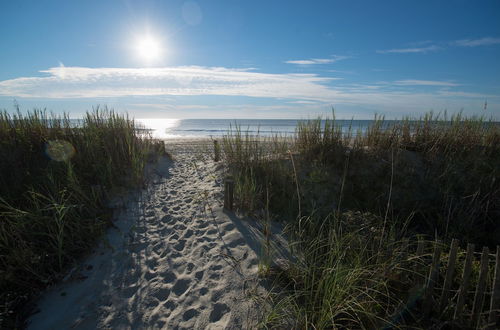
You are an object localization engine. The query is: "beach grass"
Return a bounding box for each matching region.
[222,111,499,328]
[0,107,164,328]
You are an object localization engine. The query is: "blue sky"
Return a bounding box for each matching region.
[0,0,499,119]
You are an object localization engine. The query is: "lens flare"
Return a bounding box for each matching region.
[46,140,75,162]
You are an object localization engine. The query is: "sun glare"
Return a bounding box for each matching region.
[135,35,163,63]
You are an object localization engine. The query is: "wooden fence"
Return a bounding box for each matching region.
[217,143,499,328]
[389,237,500,329]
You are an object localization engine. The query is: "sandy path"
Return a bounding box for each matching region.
[27,140,280,329]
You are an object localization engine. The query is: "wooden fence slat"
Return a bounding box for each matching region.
[486,246,500,329]
[423,241,442,317]
[213,140,220,161]
[439,238,459,313]
[224,177,234,210]
[471,246,490,328]
[454,243,475,322]
[415,236,425,284]
[416,235,425,256]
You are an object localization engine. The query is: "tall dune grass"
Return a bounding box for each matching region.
[222,111,499,328]
[0,107,164,328]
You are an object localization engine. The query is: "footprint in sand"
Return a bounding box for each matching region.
[222,223,235,231]
[183,308,200,321]
[228,237,246,248]
[195,270,204,280]
[172,278,190,296]
[144,271,157,281]
[209,303,230,323]
[152,242,164,255]
[145,298,160,309]
[196,236,210,244]
[186,263,195,273]
[173,239,186,252]
[162,270,176,284]
[173,223,186,231]
[169,233,180,242]
[206,228,217,236]
[209,272,221,280]
[163,300,177,311]
[183,229,194,239]
[210,290,224,302]
[197,221,208,229]
[210,264,223,271]
[146,258,159,270]
[161,215,172,222]
[152,287,170,301]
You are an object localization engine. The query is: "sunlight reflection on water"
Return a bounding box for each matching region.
[136,118,181,139]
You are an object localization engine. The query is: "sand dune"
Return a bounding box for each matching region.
[28,140,287,329]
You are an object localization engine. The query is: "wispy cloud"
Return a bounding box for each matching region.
[288,100,320,105]
[377,45,442,54]
[437,90,495,98]
[0,65,496,118]
[0,66,341,102]
[379,37,500,54]
[394,80,460,87]
[453,37,500,47]
[286,59,333,65]
[328,69,356,75]
[285,55,349,65]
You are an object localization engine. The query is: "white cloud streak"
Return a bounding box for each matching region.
[377,45,442,54]
[393,80,460,87]
[437,90,495,98]
[0,66,341,102]
[0,65,496,117]
[454,37,500,47]
[379,37,500,55]
[285,55,349,65]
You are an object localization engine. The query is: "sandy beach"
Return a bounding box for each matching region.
[27,139,288,329]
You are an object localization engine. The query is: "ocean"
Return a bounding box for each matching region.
[135,118,377,139]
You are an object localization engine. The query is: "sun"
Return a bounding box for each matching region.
[135,35,163,63]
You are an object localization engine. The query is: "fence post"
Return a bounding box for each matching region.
[414,236,425,285]
[487,246,500,329]
[471,246,490,328]
[416,235,425,256]
[423,241,442,317]
[439,238,459,313]
[213,140,220,162]
[224,176,234,211]
[454,243,475,322]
